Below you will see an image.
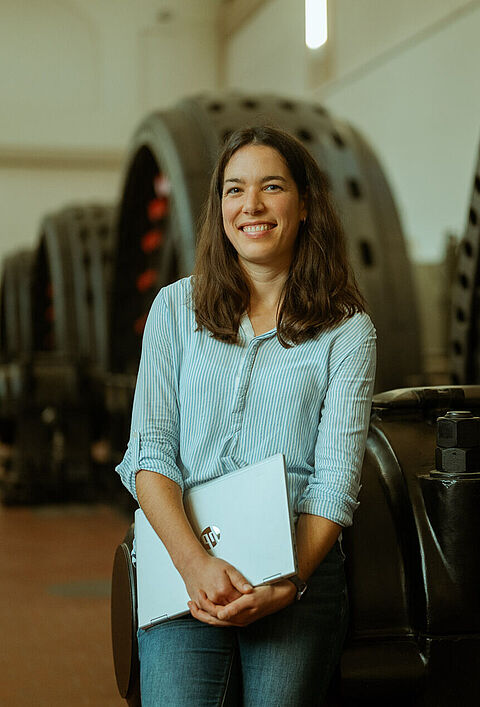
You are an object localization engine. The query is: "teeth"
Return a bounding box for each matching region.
[242,224,272,233]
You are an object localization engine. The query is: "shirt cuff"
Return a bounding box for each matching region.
[297,492,360,527]
[115,430,184,501]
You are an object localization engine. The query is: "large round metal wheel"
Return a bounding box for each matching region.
[0,204,115,504]
[110,92,421,392]
[32,203,114,370]
[0,249,34,362]
[450,142,480,384]
[0,249,34,428]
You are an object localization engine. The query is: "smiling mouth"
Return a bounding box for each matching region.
[239,223,276,233]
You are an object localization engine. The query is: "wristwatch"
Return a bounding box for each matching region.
[287,574,308,601]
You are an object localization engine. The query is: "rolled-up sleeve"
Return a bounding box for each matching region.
[298,332,376,527]
[115,291,183,501]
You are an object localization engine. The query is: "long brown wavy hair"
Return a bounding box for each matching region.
[192,125,365,347]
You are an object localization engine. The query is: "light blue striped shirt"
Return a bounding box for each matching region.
[116,277,376,527]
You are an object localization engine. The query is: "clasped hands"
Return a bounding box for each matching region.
[182,555,296,627]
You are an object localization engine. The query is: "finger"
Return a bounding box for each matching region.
[196,592,223,616]
[226,567,253,595]
[217,594,253,621]
[188,600,221,624]
[188,601,233,627]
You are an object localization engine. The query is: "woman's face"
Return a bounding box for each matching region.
[221,144,307,273]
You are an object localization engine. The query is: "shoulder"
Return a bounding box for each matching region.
[157,276,193,310]
[147,277,193,320]
[143,277,193,342]
[336,311,376,342]
[325,311,376,360]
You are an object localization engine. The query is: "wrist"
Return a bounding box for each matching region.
[286,574,308,601]
[276,579,297,604]
[172,542,208,575]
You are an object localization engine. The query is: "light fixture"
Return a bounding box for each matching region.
[305,0,328,49]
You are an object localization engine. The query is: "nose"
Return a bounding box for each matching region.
[242,187,264,214]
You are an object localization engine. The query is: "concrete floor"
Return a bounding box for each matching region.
[0,503,131,706]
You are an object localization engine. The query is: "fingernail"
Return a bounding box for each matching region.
[218,611,225,620]
[243,583,252,591]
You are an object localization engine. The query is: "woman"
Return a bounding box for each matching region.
[116,125,376,706]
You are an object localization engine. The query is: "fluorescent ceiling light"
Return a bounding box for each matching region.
[305,0,328,49]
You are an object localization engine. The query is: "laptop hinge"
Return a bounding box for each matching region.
[263,572,281,583]
[148,614,168,626]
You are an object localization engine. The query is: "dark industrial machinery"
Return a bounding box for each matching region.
[32,204,114,367]
[342,385,480,705]
[450,141,480,384]
[111,525,140,707]
[0,250,34,429]
[0,249,33,361]
[0,249,35,493]
[0,204,115,503]
[108,92,421,399]
[111,385,480,706]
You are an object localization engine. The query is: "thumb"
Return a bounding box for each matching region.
[226,566,253,594]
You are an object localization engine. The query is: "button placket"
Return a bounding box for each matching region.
[231,339,260,428]
[220,333,274,463]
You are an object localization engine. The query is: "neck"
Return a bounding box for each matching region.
[240,262,289,314]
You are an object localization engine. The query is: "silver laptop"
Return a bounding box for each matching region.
[135,454,297,629]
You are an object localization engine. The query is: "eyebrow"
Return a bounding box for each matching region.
[223,175,288,185]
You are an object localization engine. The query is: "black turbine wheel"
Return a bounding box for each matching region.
[0,249,34,430]
[26,204,114,501]
[0,249,34,362]
[31,204,114,374]
[450,141,480,384]
[110,92,422,391]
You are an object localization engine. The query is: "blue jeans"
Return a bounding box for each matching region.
[138,542,348,706]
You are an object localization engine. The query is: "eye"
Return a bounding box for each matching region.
[264,184,282,191]
[224,186,241,196]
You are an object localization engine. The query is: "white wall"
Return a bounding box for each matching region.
[0,0,220,261]
[0,0,220,150]
[225,0,308,96]
[321,0,480,263]
[331,0,474,78]
[0,165,120,253]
